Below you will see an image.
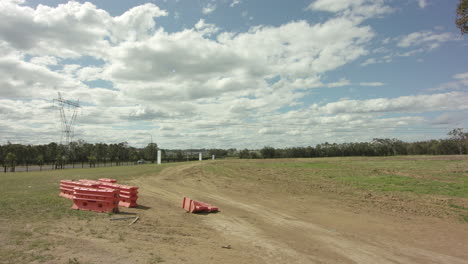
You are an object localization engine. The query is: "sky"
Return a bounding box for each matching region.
[0,0,467,149]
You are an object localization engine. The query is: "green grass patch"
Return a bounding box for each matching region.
[206,156,468,198]
[0,163,175,221]
[250,161,340,169]
[338,174,467,197]
[450,204,468,210]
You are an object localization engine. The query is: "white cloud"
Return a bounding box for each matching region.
[111,3,168,42]
[194,19,220,36]
[362,29,459,66]
[0,1,168,59]
[202,3,216,15]
[317,92,468,115]
[2,1,461,148]
[76,66,105,82]
[327,78,351,87]
[397,30,459,50]
[431,72,468,91]
[454,72,468,80]
[431,112,467,125]
[29,56,59,66]
[418,0,427,9]
[0,1,111,58]
[360,82,384,86]
[0,55,80,98]
[230,0,241,7]
[307,0,394,20]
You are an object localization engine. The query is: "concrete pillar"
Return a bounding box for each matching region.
[212,155,215,160]
[157,150,161,164]
[199,152,202,161]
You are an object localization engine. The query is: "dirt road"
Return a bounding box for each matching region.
[125,161,468,264]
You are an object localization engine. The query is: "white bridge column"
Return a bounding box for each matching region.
[157,150,161,164]
[212,155,215,160]
[199,152,202,161]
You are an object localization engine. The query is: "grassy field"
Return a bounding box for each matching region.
[0,163,176,220]
[0,156,467,263]
[203,156,468,218]
[0,163,178,264]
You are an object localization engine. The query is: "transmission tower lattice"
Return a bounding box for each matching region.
[53,92,80,147]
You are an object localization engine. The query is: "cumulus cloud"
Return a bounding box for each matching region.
[1,0,463,148]
[29,56,59,66]
[0,55,80,98]
[0,1,111,58]
[0,1,168,58]
[194,19,220,36]
[111,3,167,42]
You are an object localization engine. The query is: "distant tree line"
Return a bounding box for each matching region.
[0,140,159,172]
[1,129,466,171]
[0,138,237,172]
[240,128,468,159]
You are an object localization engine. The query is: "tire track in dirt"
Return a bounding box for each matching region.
[205,194,468,264]
[132,162,468,264]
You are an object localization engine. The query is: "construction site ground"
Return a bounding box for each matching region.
[0,156,467,264]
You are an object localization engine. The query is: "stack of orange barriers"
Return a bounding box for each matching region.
[59,179,139,212]
[98,182,139,208]
[71,187,119,213]
[59,180,101,199]
[98,178,117,183]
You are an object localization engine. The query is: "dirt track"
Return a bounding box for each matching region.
[122,161,468,264]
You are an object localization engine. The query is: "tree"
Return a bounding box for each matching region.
[36,155,44,171]
[261,146,276,159]
[55,154,67,169]
[239,149,250,159]
[456,0,468,34]
[448,128,467,154]
[88,155,97,168]
[5,152,17,172]
[144,143,158,163]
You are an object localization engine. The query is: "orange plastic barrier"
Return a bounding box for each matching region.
[98,183,139,208]
[99,178,117,183]
[59,179,139,211]
[71,187,119,213]
[182,197,218,213]
[59,180,101,199]
[78,179,102,185]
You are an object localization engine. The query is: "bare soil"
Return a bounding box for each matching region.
[2,160,467,264]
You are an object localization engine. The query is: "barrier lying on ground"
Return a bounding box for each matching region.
[59,178,139,212]
[72,187,119,213]
[182,197,219,213]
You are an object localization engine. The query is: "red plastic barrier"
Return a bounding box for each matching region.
[59,179,139,209]
[78,179,102,185]
[71,187,119,213]
[182,197,218,213]
[99,178,117,183]
[98,183,139,208]
[59,180,101,199]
